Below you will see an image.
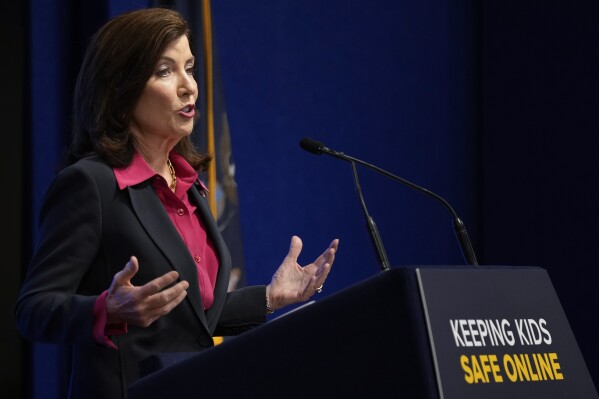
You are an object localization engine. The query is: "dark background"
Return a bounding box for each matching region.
[2,0,597,397]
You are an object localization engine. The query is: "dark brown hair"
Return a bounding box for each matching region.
[69,7,209,170]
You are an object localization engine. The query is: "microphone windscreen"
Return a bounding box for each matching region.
[299,138,324,155]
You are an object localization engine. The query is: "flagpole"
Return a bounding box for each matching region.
[201,0,217,219]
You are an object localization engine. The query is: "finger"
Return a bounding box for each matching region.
[156,288,188,316]
[313,240,338,286]
[313,239,339,268]
[144,280,189,311]
[285,235,303,261]
[314,262,332,288]
[137,270,183,297]
[110,256,139,290]
[329,238,340,251]
[139,289,189,328]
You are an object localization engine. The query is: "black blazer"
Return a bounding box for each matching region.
[16,155,267,398]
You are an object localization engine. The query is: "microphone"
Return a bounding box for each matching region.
[300,137,479,267]
[301,138,390,271]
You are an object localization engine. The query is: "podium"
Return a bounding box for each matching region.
[128,266,598,399]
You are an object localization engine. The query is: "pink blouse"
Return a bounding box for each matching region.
[93,151,218,349]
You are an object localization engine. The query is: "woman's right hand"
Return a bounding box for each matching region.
[105,256,189,327]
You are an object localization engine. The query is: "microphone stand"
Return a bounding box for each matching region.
[301,138,479,267]
[349,161,391,271]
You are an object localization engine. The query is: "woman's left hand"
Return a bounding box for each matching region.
[267,236,339,311]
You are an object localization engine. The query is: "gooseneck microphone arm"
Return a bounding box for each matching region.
[350,160,391,271]
[300,137,479,267]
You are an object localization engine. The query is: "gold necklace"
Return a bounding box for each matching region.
[167,159,177,191]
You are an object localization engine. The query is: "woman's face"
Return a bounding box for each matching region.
[129,35,197,146]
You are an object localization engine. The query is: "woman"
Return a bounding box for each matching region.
[16,8,338,399]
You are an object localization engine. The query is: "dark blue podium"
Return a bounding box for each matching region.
[128,266,598,399]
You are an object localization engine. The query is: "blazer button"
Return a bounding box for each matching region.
[194,254,201,263]
[197,335,214,348]
[177,208,185,216]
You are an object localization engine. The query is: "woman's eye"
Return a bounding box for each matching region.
[156,67,170,77]
[186,65,195,75]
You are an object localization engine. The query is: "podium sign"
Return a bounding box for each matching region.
[128,266,596,399]
[417,267,598,399]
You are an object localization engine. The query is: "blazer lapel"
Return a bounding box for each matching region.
[126,181,210,333]
[188,182,232,331]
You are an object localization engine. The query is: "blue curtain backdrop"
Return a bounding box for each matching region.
[210,0,480,293]
[24,0,598,397]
